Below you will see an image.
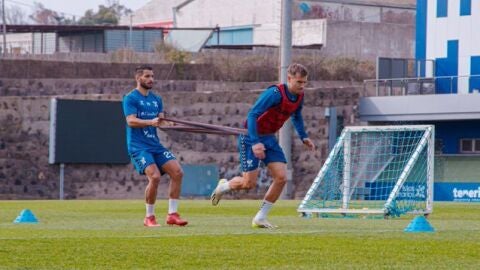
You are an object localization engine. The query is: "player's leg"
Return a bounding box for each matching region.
[144,163,162,205]
[131,151,162,227]
[161,159,183,199]
[251,162,286,229]
[264,162,287,203]
[211,134,260,205]
[143,163,163,226]
[252,136,287,229]
[211,170,259,206]
[228,170,260,190]
[159,151,188,226]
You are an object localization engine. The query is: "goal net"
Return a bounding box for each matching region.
[298,125,434,217]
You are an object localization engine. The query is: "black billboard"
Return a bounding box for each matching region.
[49,99,129,164]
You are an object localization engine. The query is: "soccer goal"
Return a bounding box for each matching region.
[298,125,434,217]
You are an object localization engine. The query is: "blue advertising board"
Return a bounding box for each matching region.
[434,183,480,202]
[365,182,480,202]
[365,182,426,201]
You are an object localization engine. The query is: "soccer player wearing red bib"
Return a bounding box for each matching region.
[211,63,315,228]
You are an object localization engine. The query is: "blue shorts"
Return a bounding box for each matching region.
[130,147,176,175]
[238,134,287,172]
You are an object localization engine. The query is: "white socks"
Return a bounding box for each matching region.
[146,204,155,217]
[146,200,179,216]
[218,180,231,193]
[254,200,274,221]
[168,199,178,214]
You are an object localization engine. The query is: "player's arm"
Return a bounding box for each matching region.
[122,94,161,128]
[126,114,161,128]
[247,87,281,158]
[291,101,315,151]
[153,96,174,127]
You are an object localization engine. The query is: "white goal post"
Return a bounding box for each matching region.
[298,125,434,217]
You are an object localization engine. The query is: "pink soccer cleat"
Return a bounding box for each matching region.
[166,212,188,226]
[144,215,161,227]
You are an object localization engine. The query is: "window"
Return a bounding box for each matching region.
[460,138,480,153]
[437,0,448,18]
[475,139,480,152]
[460,0,471,16]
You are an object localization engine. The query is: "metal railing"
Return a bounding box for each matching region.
[364,74,480,96]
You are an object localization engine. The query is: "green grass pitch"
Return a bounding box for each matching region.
[0,200,479,269]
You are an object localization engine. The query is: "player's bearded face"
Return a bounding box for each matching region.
[139,70,154,89]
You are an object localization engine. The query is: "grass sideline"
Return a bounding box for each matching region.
[0,200,479,269]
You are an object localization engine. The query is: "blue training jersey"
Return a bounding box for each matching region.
[122,89,163,154]
[247,85,308,144]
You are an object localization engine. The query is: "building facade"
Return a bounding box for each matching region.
[417,0,480,94]
[360,0,480,202]
[1,25,164,54]
[121,0,415,59]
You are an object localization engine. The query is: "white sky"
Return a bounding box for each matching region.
[5,0,150,17]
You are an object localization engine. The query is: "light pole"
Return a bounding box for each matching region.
[129,14,134,49]
[1,0,7,55]
[279,0,293,199]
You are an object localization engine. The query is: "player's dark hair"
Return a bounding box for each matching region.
[135,65,153,77]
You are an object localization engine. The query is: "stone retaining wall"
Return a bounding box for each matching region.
[0,86,361,199]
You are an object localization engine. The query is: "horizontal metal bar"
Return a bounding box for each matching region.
[364,74,480,83]
[344,125,433,132]
[297,208,386,214]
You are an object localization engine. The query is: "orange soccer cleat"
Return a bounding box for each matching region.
[166,212,188,226]
[144,215,161,227]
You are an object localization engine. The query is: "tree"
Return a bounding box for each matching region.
[77,0,132,25]
[29,2,61,25]
[0,4,28,24]
[28,2,75,25]
[54,14,76,25]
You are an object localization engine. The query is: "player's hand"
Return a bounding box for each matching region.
[252,143,266,159]
[302,138,316,151]
[150,117,161,127]
[159,119,175,127]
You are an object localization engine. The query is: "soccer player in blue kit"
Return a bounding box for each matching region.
[123,65,188,227]
[211,63,316,228]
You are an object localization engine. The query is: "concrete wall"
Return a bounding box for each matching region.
[0,78,360,97]
[294,0,415,24]
[117,0,414,61]
[122,0,415,26]
[0,85,362,200]
[323,20,414,60]
[2,52,169,64]
[0,94,144,199]
[0,53,375,83]
[0,60,213,80]
[299,0,415,60]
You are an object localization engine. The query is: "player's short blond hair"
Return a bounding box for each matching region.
[287,63,308,77]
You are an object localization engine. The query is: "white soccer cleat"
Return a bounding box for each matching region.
[251,218,278,229]
[211,179,227,206]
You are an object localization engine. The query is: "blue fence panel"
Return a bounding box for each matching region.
[180,164,219,197]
